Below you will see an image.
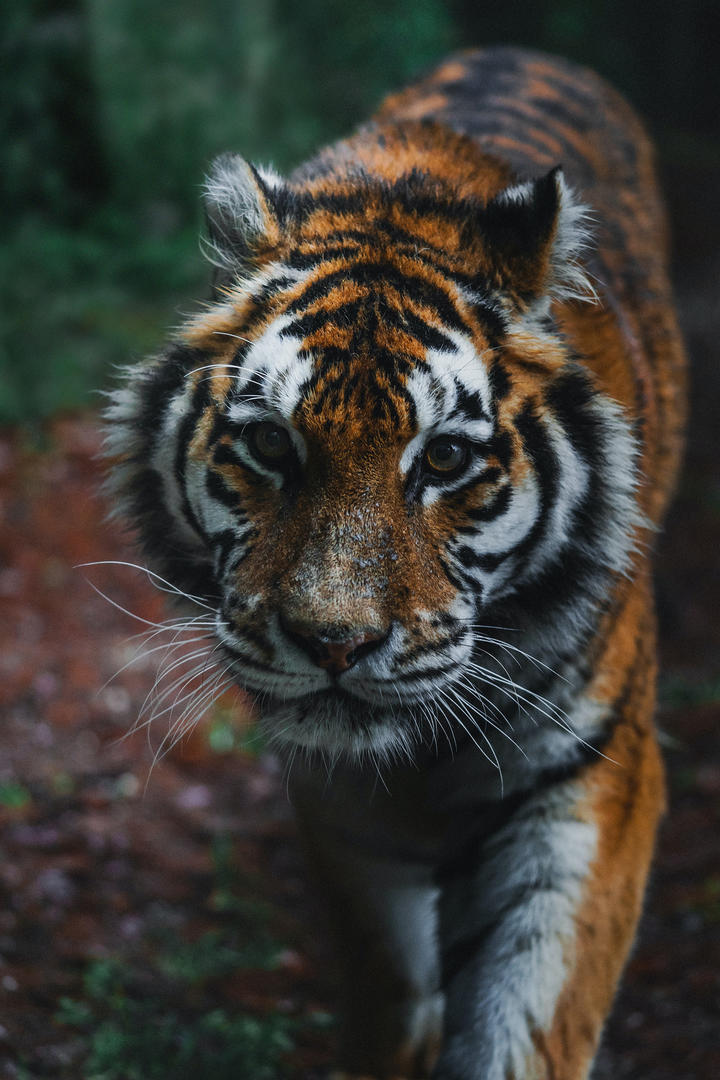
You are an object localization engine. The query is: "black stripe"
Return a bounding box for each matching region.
[448,405,557,575]
[395,662,458,686]
[435,737,609,889]
[488,429,513,469]
[127,468,217,602]
[234,624,274,659]
[289,223,506,339]
[213,527,245,581]
[438,555,480,597]
[510,402,559,560]
[284,263,469,335]
[393,306,458,352]
[174,378,212,544]
[228,368,269,409]
[288,294,458,356]
[220,642,284,676]
[462,485,512,524]
[211,441,245,468]
[450,380,491,422]
[294,183,483,233]
[446,110,561,162]
[490,93,594,134]
[205,468,246,511]
[396,627,467,667]
[441,925,548,989]
[487,356,511,401]
[447,466,503,505]
[544,367,605,469]
[456,545,508,573]
[138,345,204,451]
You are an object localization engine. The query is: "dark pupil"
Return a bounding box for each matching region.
[434,439,456,463]
[427,437,464,472]
[255,423,289,458]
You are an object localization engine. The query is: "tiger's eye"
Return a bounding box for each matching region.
[424,436,468,475]
[252,422,291,462]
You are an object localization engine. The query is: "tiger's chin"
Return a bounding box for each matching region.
[256,687,418,761]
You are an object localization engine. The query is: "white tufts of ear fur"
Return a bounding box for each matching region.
[202,154,282,278]
[495,168,597,308]
[549,170,596,303]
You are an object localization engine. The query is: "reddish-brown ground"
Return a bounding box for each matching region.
[1,168,718,1078]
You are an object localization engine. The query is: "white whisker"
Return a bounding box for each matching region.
[99,633,213,695]
[77,561,217,610]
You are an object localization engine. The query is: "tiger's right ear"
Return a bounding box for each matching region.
[203,153,284,293]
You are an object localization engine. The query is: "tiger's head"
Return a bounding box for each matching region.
[107,126,639,761]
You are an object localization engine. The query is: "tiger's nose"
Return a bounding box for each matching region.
[281,618,387,675]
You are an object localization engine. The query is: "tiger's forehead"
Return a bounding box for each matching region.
[222,277,496,443]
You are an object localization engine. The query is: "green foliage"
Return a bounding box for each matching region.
[55,864,297,1079]
[660,676,720,709]
[0,215,204,424]
[209,834,277,932]
[247,0,457,170]
[208,710,267,756]
[1,0,107,225]
[0,780,31,809]
[57,978,293,1080]
[158,927,280,980]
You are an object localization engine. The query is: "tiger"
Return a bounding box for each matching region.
[105,46,686,1080]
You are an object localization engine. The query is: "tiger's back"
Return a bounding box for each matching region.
[107,47,686,1080]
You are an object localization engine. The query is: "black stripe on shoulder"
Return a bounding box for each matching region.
[436,732,611,889]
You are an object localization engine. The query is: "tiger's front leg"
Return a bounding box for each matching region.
[432,721,665,1080]
[290,764,445,1079]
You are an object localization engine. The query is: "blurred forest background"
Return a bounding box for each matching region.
[1,3,720,1078]
[1,0,719,422]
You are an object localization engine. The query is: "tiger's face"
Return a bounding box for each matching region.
[108,134,639,759]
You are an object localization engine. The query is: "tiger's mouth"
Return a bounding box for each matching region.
[218,617,467,756]
[255,683,389,724]
[250,680,413,758]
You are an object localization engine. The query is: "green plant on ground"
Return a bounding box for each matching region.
[55,848,302,1079]
[0,781,32,809]
[56,967,294,1080]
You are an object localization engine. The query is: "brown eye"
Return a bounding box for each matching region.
[424,436,469,476]
[252,422,291,463]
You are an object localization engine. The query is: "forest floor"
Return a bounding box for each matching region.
[1,161,719,1080]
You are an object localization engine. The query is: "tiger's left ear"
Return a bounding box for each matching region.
[203,153,286,293]
[482,166,595,308]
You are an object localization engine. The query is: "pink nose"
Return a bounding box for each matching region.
[282,620,387,675]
